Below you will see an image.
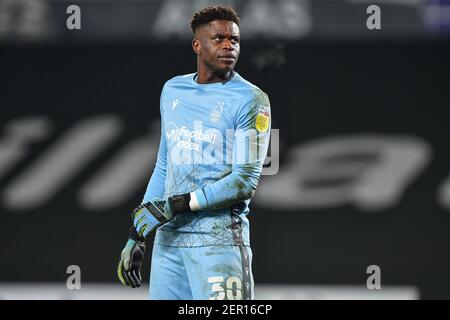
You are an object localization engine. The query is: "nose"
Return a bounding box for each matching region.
[222,38,234,51]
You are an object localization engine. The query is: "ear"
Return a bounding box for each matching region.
[192,38,201,55]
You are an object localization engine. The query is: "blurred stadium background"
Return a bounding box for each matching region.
[1,0,450,299]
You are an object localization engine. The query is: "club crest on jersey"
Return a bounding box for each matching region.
[210,101,224,123]
[255,105,270,132]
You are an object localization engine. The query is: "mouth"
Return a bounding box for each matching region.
[218,55,236,62]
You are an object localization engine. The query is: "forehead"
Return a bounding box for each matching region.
[198,20,240,36]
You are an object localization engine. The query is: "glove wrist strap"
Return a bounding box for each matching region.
[129,225,146,243]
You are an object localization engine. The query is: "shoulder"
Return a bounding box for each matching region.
[165,73,195,85]
[161,73,195,95]
[232,73,270,105]
[231,73,270,113]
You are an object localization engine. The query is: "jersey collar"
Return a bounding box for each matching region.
[193,70,235,85]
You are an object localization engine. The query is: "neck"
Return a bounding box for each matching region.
[196,63,232,84]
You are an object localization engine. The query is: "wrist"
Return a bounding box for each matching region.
[168,193,192,216]
[189,192,201,211]
[129,225,145,243]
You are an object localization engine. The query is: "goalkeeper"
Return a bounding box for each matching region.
[117,6,271,300]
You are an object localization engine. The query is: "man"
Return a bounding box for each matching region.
[117,6,271,300]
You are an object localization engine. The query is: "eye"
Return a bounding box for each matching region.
[231,37,239,44]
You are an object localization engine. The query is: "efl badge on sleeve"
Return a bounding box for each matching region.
[255,105,270,132]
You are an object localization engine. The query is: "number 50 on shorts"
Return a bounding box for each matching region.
[208,276,242,300]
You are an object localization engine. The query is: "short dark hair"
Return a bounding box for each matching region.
[190,6,240,34]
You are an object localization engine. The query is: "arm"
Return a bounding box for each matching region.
[192,89,271,211]
[118,85,168,289]
[142,88,167,202]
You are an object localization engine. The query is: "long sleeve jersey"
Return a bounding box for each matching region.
[143,71,271,247]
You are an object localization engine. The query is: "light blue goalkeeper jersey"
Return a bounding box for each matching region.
[143,71,271,247]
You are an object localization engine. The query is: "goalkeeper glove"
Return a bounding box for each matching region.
[133,193,192,239]
[117,227,146,288]
[117,193,193,288]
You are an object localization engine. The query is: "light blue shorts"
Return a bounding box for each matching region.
[149,244,254,300]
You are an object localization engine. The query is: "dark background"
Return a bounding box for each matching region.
[1,0,450,300]
[1,40,450,298]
